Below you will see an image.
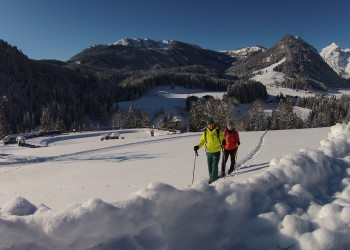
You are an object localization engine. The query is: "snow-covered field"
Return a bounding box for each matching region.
[1,123,350,249]
[1,85,350,249]
[117,86,226,118]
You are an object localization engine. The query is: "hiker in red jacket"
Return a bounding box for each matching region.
[221,120,240,176]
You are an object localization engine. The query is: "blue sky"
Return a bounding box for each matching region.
[0,0,349,61]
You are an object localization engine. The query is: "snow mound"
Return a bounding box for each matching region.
[1,197,37,216]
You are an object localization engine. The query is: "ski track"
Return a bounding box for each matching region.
[224,130,268,179]
[0,134,199,170]
[237,130,268,169]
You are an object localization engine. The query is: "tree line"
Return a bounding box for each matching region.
[297,94,350,127]
[187,93,350,133]
[188,95,304,132]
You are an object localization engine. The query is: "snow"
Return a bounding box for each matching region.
[117,85,226,117]
[251,57,286,86]
[220,46,266,60]
[1,84,350,249]
[1,122,350,249]
[249,57,318,101]
[111,38,174,49]
[320,42,350,79]
[293,106,312,121]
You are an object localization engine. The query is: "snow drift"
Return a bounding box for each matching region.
[1,124,350,249]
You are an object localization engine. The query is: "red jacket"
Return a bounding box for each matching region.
[223,128,239,150]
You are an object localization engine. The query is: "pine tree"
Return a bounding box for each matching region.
[22,112,32,132]
[141,110,151,127]
[189,99,207,131]
[241,101,266,131]
[40,106,54,131]
[55,119,66,132]
[135,107,142,128]
[0,112,10,139]
[0,96,10,138]
[111,110,125,129]
[206,98,236,129]
[166,111,175,129]
[125,105,137,128]
[270,100,304,130]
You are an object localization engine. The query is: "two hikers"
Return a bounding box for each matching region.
[194,119,240,184]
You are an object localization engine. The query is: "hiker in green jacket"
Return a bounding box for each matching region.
[194,118,226,184]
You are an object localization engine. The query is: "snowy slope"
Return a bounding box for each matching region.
[220,46,266,60]
[320,43,350,79]
[117,85,226,118]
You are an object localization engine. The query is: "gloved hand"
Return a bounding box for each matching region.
[194,145,199,152]
[238,140,241,145]
[222,139,226,146]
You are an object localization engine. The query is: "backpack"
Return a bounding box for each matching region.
[224,128,237,140]
[223,128,238,149]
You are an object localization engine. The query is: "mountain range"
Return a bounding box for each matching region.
[0,34,349,136]
[66,35,350,90]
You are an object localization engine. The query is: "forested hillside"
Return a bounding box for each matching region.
[0,40,120,136]
[1,35,350,138]
[0,40,240,137]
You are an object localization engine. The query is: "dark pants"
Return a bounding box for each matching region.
[207,151,221,183]
[221,148,238,173]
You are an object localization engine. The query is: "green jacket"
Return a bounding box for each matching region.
[197,126,225,153]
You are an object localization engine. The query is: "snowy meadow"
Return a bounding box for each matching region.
[1,84,350,249]
[0,123,349,249]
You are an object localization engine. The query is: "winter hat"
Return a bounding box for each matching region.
[227,120,234,127]
[206,118,214,126]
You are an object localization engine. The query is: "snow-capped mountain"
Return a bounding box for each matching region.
[110,38,175,49]
[320,43,350,79]
[226,35,349,90]
[67,38,234,72]
[220,46,266,60]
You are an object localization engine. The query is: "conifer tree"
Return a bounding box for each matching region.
[241,101,266,131]
[0,112,10,139]
[111,110,125,129]
[166,111,175,129]
[141,110,151,128]
[136,107,142,128]
[55,119,66,132]
[189,99,207,131]
[40,106,54,131]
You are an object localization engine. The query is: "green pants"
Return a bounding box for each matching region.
[207,151,221,183]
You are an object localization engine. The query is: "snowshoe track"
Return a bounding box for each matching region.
[0,134,199,168]
[225,130,268,178]
[237,130,268,169]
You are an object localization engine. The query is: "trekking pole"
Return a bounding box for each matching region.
[192,151,198,184]
[221,145,226,177]
[234,146,239,172]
